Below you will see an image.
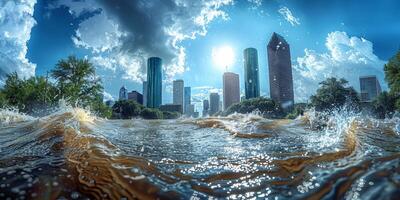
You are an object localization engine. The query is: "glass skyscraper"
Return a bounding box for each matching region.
[243,48,260,99]
[173,80,184,112]
[223,72,240,110]
[146,57,162,108]
[359,76,381,102]
[267,32,294,111]
[184,86,191,114]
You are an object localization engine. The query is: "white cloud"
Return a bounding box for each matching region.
[278,7,300,26]
[53,0,233,83]
[293,31,387,102]
[72,12,126,53]
[103,91,114,102]
[0,0,37,80]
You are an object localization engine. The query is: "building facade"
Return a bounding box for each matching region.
[243,48,260,99]
[209,93,220,116]
[267,32,294,110]
[146,57,162,108]
[173,80,184,110]
[143,81,148,107]
[128,91,143,105]
[359,76,381,102]
[184,87,191,114]
[223,72,240,110]
[203,99,209,117]
[119,86,127,101]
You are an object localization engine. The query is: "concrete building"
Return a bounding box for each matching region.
[160,104,182,113]
[146,57,162,108]
[223,72,240,110]
[209,93,220,116]
[173,80,184,111]
[243,48,260,99]
[119,86,127,101]
[186,104,195,117]
[143,81,148,107]
[360,76,382,102]
[267,32,294,111]
[203,99,209,117]
[184,87,191,114]
[128,91,143,105]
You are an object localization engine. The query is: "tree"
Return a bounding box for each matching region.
[372,91,396,119]
[112,100,144,119]
[222,97,284,118]
[310,77,360,111]
[1,73,58,114]
[140,108,163,119]
[51,56,103,107]
[384,50,400,110]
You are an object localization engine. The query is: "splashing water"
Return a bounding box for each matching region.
[0,106,400,199]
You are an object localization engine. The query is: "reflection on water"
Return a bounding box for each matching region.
[0,107,400,199]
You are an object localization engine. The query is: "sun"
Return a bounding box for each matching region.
[212,46,235,69]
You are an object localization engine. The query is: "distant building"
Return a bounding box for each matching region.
[128,91,143,105]
[244,48,260,99]
[160,104,182,113]
[209,93,220,115]
[186,104,195,117]
[184,87,191,114]
[146,57,162,108]
[360,76,381,102]
[203,99,209,117]
[143,81,148,107]
[267,32,294,111]
[119,86,127,100]
[223,72,240,110]
[173,80,184,112]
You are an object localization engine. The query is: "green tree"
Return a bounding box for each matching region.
[140,108,163,119]
[384,51,400,110]
[372,91,396,119]
[51,56,103,107]
[112,100,144,119]
[310,78,360,111]
[222,97,284,118]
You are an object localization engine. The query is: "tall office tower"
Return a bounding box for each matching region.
[127,91,143,105]
[184,87,191,114]
[203,99,209,117]
[173,80,184,110]
[146,57,162,108]
[267,32,294,110]
[359,75,382,102]
[244,48,260,99]
[223,72,240,110]
[143,81,148,107]
[209,93,220,115]
[119,86,127,100]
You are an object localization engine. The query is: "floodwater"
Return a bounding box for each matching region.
[0,106,400,199]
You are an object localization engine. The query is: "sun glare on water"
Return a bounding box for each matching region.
[212,46,235,69]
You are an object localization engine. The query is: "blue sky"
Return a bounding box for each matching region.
[1,0,400,112]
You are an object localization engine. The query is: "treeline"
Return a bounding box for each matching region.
[0,56,111,117]
[222,50,400,119]
[111,100,181,120]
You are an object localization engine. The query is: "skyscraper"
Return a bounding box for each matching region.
[267,32,294,110]
[127,91,143,105]
[359,76,382,102]
[203,99,209,117]
[244,48,260,99]
[143,81,148,107]
[184,86,191,114]
[209,93,220,116]
[173,80,184,110]
[223,72,240,110]
[119,86,127,100]
[146,57,162,108]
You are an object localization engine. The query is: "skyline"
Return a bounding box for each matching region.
[1,0,400,112]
